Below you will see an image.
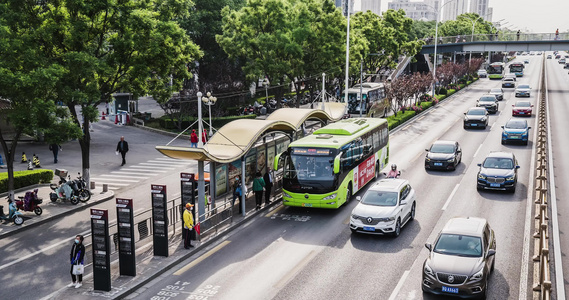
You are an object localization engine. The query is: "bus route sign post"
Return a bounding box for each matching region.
[151,184,168,257]
[116,198,136,276]
[90,209,111,291]
[180,173,196,239]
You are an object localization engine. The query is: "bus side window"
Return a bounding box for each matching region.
[373,131,380,150]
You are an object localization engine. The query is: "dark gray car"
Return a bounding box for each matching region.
[464,107,489,129]
[423,217,496,299]
[476,95,499,114]
[488,88,504,101]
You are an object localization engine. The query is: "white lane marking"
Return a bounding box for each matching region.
[544,64,566,300]
[110,171,153,176]
[388,270,410,300]
[442,184,460,211]
[89,182,130,186]
[90,177,139,183]
[490,121,496,130]
[155,157,187,161]
[120,168,167,173]
[147,160,191,165]
[473,144,483,157]
[139,163,176,168]
[0,229,91,271]
[108,187,119,190]
[100,174,150,179]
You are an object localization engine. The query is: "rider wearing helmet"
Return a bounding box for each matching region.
[386,164,400,178]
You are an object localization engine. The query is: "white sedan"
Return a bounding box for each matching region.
[515,84,531,97]
[477,69,488,78]
[349,179,416,237]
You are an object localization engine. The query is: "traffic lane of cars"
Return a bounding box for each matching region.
[544,56,569,297]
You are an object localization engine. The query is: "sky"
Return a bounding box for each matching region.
[354,0,569,33]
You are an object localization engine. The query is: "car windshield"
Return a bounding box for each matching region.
[503,79,514,82]
[478,69,486,73]
[467,109,486,115]
[505,120,527,129]
[515,101,531,107]
[430,144,455,154]
[490,89,502,93]
[360,191,399,207]
[518,85,530,89]
[433,234,483,257]
[479,97,495,102]
[482,157,514,169]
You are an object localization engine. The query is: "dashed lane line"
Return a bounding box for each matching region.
[173,241,231,276]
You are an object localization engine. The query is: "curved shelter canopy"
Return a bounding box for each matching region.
[156,102,347,163]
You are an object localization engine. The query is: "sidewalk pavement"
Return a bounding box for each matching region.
[42,190,282,300]
[0,185,114,240]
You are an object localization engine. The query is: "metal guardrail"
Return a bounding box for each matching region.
[532,55,551,300]
[423,33,569,46]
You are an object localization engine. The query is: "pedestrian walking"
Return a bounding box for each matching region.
[252,172,265,210]
[116,136,129,166]
[69,235,85,289]
[190,129,198,148]
[183,203,194,248]
[49,143,61,163]
[555,28,559,40]
[202,129,208,144]
[232,176,244,214]
[263,167,273,205]
[516,30,520,41]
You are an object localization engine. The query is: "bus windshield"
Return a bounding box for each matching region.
[488,64,504,74]
[283,147,337,193]
[509,64,524,72]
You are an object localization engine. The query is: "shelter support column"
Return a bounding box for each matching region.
[198,161,205,221]
[240,156,246,217]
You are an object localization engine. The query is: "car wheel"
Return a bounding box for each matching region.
[392,218,401,237]
[34,207,42,215]
[491,258,495,273]
[375,163,380,179]
[410,203,416,221]
[350,228,357,234]
[480,278,488,300]
[477,185,482,191]
[524,140,528,146]
[510,185,516,193]
[501,139,505,145]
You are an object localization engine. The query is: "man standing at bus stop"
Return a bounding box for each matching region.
[263,167,273,206]
[183,203,194,249]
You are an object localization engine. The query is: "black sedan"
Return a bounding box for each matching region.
[477,95,499,114]
[477,152,519,193]
[425,140,462,171]
[464,107,489,129]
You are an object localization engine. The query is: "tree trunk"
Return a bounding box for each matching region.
[0,128,21,201]
[80,117,91,189]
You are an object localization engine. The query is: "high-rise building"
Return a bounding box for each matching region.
[470,0,491,20]
[335,0,355,16]
[387,0,437,21]
[442,0,467,21]
[361,0,382,15]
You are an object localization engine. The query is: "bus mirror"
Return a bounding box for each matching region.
[333,154,341,174]
[274,153,283,171]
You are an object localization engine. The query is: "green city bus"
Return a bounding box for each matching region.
[488,62,506,79]
[274,118,389,209]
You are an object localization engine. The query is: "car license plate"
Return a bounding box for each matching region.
[434,162,443,166]
[490,183,501,187]
[510,136,520,139]
[363,226,375,232]
[442,286,459,294]
[302,203,312,207]
[471,123,477,126]
[519,112,524,114]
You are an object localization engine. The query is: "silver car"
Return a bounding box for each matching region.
[488,88,504,100]
[515,84,531,97]
[423,217,496,299]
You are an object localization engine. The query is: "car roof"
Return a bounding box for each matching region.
[515,100,531,105]
[490,88,502,91]
[468,107,486,111]
[479,94,496,99]
[485,151,515,159]
[441,217,487,236]
[432,140,456,146]
[369,179,408,192]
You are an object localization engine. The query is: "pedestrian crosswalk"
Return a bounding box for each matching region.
[90,157,194,190]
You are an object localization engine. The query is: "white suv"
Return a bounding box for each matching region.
[349,179,416,237]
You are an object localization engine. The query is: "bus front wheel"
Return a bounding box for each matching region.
[346,184,352,204]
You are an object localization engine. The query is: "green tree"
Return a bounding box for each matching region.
[0,2,82,198]
[409,20,436,40]
[25,0,201,183]
[438,13,495,38]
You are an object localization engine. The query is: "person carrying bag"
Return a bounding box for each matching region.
[69,235,85,288]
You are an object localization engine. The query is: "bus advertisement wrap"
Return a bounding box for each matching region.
[354,155,376,191]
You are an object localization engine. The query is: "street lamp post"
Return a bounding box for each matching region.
[344,0,351,108]
[202,92,217,138]
[468,14,491,67]
[197,92,204,147]
[432,0,458,97]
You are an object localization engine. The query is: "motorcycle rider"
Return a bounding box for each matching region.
[386,164,400,178]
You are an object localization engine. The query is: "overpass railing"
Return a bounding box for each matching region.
[422,33,569,45]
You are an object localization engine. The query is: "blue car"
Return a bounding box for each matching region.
[477,152,519,193]
[501,118,531,145]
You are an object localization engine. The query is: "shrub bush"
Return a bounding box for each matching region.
[387,110,416,130]
[0,169,54,193]
[420,101,433,110]
[435,87,447,95]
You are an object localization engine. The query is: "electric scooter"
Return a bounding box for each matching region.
[0,199,24,225]
[15,189,43,215]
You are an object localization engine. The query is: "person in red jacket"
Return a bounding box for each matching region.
[202,129,208,144]
[190,129,198,148]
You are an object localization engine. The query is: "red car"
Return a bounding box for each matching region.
[512,101,533,116]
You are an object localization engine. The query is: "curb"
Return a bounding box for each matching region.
[114,199,281,299]
[0,190,115,241]
[0,183,51,198]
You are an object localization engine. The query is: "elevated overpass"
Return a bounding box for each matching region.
[420,32,569,54]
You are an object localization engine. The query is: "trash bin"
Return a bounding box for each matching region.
[260,107,267,115]
[144,112,151,121]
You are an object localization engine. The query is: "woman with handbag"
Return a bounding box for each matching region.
[69,235,85,288]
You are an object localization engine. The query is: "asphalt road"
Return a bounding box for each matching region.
[545,52,569,298]
[124,57,543,300]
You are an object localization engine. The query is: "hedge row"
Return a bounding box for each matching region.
[386,110,417,130]
[0,169,54,193]
[159,114,257,131]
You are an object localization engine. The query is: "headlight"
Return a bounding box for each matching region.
[469,268,484,281]
[379,216,396,222]
[425,157,431,162]
[478,173,486,180]
[424,262,435,276]
[351,214,360,220]
[322,193,337,201]
[283,192,292,198]
[481,117,487,121]
[506,175,515,181]
[447,158,455,162]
